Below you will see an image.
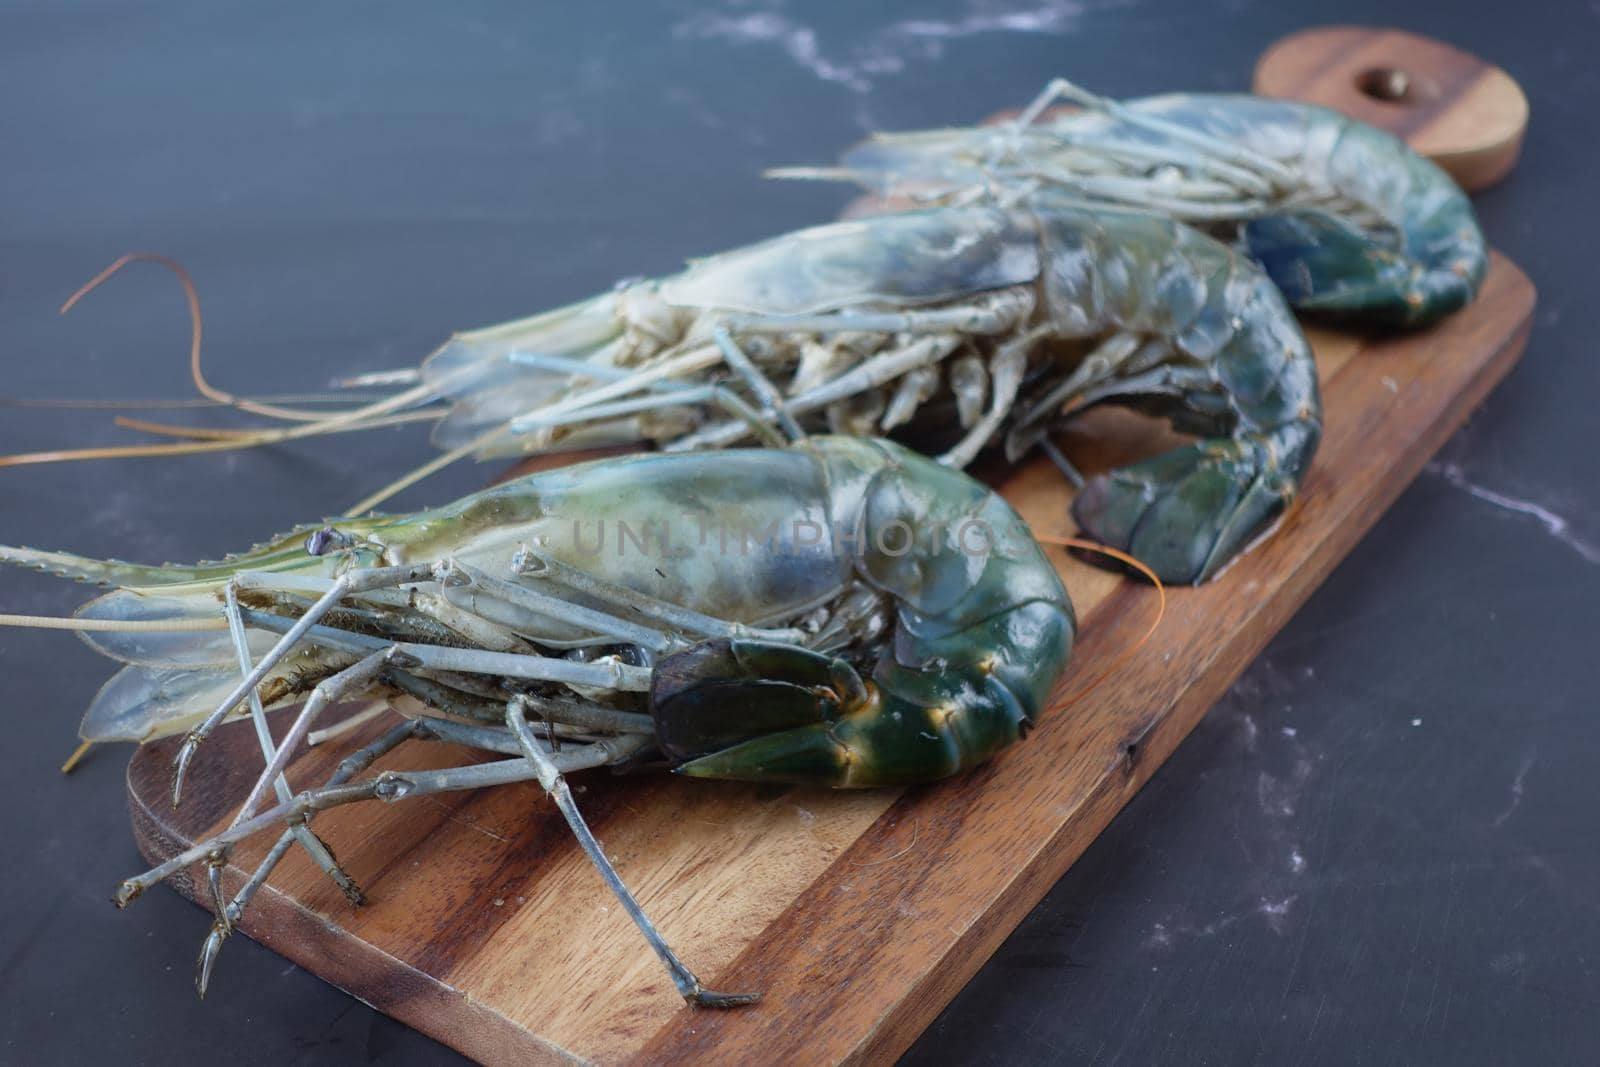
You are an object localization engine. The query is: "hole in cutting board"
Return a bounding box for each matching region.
[1353,66,1438,105]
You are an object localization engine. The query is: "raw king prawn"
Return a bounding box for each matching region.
[0,435,1075,1005]
[335,198,1323,585]
[797,79,1487,328]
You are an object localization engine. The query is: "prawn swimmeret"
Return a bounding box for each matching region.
[0,435,1079,1004]
[788,79,1487,328]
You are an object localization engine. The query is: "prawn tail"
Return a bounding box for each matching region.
[1243,209,1483,329]
[1072,420,1319,585]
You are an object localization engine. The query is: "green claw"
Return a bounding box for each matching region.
[650,639,866,765]
[675,723,855,785]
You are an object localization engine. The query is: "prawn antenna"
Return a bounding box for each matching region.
[62,252,352,423]
[344,424,513,515]
[1030,534,1167,711]
[0,254,456,470]
[0,612,229,633]
[763,165,866,183]
[110,407,447,441]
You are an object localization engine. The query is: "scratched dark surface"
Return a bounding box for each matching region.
[0,1,1594,1064]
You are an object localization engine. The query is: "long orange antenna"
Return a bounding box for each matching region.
[2,379,483,496]
[1030,534,1167,711]
[111,408,446,440]
[59,252,339,423]
[0,392,390,411]
[0,254,463,468]
[0,436,297,467]
[0,371,444,469]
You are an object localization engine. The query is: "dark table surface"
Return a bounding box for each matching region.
[1,2,1595,1064]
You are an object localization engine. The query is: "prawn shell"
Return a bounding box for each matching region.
[660,208,1040,315]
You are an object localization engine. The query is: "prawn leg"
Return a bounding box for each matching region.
[1007,330,1146,447]
[435,559,679,654]
[668,334,963,451]
[229,648,401,829]
[510,360,792,450]
[1038,437,1086,490]
[195,717,428,995]
[1004,78,1294,190]
[711,325,802,441]
[137,711,753,1008]
[172,562,440,803]
[222,616,655,835]
[510,548,807,645]
[214,541,689,830]
[509,292,1029,455]
[936,324,1040,468]
[176,558,658,804]
[505,698,759,1007]
[201,710,642,996]
[212,581,363,914]
[516,292,1029,452]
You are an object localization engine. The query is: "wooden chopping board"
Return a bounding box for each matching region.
[124,28,1534,1067]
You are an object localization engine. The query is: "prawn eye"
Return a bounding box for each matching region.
[304,526,352,557]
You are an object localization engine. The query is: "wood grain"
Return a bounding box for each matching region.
[124,30,1535,1066]
[127,253,1534,1065]
[1253,26,1528,192]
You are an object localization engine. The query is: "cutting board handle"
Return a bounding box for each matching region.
[1253,26,1528,192]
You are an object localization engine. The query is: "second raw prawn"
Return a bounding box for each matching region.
[416,201,1321,584]
[21,200,1323,585]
